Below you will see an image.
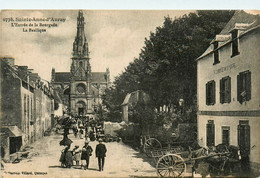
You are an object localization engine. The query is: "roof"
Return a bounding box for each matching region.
[121,90,150,106]
[54,72,107,83]
[197,10,260,61]
[1,126,23,137]
[92,72,107,83]
[122,93,131,106]
[54,72,70,83]
[53,90,63,103]
[219,10,260,35]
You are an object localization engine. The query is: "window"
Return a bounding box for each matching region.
[220,76,231,103]
[222,126,230,145]
[231,29,239,57]
[27,96,30,120]
[24,94,26,121]
[76,83,86,94]
[213,42,219,65]
[79,61,83,67]
[237,71,251,103]
[64,88,70,95]
[30,98,33,124]
[207,120,215,147]
[206,80,216,105]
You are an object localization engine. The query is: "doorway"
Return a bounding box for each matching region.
[238,120,251,173]
[9,136,22,154]
[238,120,250,152]
[78,108,84,116]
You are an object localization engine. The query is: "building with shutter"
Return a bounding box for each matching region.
[196,11,260,172]
[51,11,111,116]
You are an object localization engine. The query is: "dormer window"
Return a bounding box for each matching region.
[231,29,239,57]
[213,41,219,65]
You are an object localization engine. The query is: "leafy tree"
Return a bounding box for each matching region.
[103,10,235,124]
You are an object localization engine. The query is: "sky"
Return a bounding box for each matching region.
[1,10,192,81]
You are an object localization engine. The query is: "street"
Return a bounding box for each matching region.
[2,132,158,177]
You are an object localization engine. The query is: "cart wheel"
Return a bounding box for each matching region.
[143,138,162,157]
[156,154,186,177]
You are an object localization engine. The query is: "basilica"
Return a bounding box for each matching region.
[51,10,111,116]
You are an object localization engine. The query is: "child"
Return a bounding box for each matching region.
[73,145,81,166]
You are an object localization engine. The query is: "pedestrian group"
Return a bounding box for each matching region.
[59,138,107,171]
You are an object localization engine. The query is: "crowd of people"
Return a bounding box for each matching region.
[57,114,107,171]
[55,115,105,141]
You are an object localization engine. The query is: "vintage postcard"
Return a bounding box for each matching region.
[0,9,260,177]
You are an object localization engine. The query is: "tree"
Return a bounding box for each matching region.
[103,10,235,123]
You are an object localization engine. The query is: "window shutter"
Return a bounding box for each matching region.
[246,71,251,101]
[237,74,242,103]
[212,81,216,104]
[220,79,223,104]
[227,77,231,103]
[206,83,209,105]
[237,124,241,147]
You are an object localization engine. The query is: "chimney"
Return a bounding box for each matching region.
[2,57,15,67]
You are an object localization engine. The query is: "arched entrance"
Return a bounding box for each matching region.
[63,88,70,106]
[76,101,86,116]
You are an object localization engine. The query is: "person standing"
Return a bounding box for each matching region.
[1,146,5,170]
[81,141,93,170]
[79,128,84,139]
[73,145,81,166]
[64,146,73,168]
[59,147,66,168]
[95,138,107,171]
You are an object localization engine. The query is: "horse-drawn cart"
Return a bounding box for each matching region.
[142,136,185,157]
[142,137,241,177]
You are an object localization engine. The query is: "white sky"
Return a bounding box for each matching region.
[1,10,192,81]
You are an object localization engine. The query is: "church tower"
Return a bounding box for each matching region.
[70,10,93,115]
[51,10,111,117]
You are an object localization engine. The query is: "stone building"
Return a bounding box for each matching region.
[51,10,111,116]
[0,57,54,161]
[196,11,260,173]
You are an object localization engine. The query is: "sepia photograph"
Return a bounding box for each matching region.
[0,9,260,177]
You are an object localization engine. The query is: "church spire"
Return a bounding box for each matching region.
[73,10,89,57]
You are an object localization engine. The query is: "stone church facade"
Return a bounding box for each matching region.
[51,11,111,116]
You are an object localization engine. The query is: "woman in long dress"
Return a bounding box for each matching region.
[64,146,73,168]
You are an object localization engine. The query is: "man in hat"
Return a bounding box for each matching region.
[81,141,93,170]
[95,138,107,171]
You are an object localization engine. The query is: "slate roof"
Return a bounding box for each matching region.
[121,90,150,106]
[196,10,260,61]
[54,72,107,83]
[219,10,260,35]
[54,72,70,83]
[92,72,107,83]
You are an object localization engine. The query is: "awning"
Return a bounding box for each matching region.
[1,126,23,137]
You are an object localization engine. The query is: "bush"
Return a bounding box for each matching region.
[116,124,142,147]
